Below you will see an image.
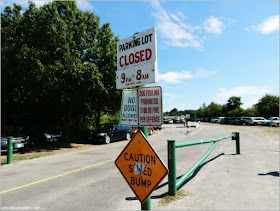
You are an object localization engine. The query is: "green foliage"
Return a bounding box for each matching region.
[255,94,279,118]
[1,2,120,142]
[196,94,279,118]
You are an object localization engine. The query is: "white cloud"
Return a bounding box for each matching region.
[150,1,204,50]
[164,93,177,98]
[203,16,225,34]
[159,69,216,84]
[159,71,193,84]
[216,86,273,108]
[76,1,94,12]
[246,15,279,35]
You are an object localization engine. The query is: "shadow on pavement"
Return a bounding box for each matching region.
[258,171,279,177]
[125,153,225,201]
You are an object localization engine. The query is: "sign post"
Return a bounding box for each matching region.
[116,27,163,210]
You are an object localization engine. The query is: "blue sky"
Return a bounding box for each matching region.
[2,1,279,112]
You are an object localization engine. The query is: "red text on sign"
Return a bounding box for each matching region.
[119,48,152,68]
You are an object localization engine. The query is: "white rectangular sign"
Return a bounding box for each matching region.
[116,27,157,89]
[120,89,138,126]
[138,86,163,126]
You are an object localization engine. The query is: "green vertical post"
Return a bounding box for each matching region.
[235,132,240,154]
[168,140,177,196]
[138,126,151,210]
[7,137,14,164]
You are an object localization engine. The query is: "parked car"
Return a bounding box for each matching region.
[173,118,181,124]
[217,117,225,123]
[89,123,131,144]
[180,118,186,123]
[1,126,29,152]
[211,117,225,123]
[221,117,231,124]
[163,119,169,124]
[247,117,267,126]
[131,126,154,135]
[24,127,63,146]
[230,117,242,125]
[267,117,279,127]
[153,125,162,130]
[196,118,203,122]
[211,117,219,123]
[237,117,251,125]
[203,117,212,122]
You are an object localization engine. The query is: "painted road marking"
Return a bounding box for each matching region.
[1,159,115,194]
[1,126,204,195]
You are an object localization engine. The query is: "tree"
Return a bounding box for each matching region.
[1,2,120,143]
[92,22,120,128]
[206,102,222,117]
[223,96,243,116]
[255,94,279,118]
[226,96,243,110]
[169,108,179,116]
[243,106,258,117]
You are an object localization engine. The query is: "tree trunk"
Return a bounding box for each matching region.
[64,104,72,144]
[95,108,101,130]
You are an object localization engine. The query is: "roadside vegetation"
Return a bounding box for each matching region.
[158,190,187,206]
[164,95,279,119]
[2,1,120,145]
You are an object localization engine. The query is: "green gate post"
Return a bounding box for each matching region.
[7,137,14,164]
[168,140,177,196]
[235,132,240,154]
[138,126,151,210]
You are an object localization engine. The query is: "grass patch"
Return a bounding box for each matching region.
[158,190,187,207]
[1,151,54,165]
[0,143,92,165]
[262,127,279,134]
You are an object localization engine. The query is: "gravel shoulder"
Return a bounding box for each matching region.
[201,122,279,142]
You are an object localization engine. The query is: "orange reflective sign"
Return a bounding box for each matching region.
[115,130,168,203]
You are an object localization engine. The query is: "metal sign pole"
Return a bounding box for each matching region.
[138,85,151,210]
[138,125,151,210]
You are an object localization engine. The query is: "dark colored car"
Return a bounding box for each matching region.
[1,126,29,152]
[89,123,132,144]
[230,117,241,125]
[221,117,231,124]
[237,117,251,125]
[173,118,181,124]
[154,125,162,130]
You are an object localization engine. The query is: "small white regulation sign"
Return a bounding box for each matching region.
[138,86,163,126]
[120,89,138,126]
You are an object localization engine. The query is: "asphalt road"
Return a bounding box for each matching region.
[0,123,279,210]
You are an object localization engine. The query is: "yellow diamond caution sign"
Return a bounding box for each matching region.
[115,130,168,203]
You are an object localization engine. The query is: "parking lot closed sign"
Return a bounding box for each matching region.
[138,86,162,126]
[116,27,157,89]
[120,89,138,126]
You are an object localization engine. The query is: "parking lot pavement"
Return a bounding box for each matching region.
[0,123,279,210]
[151,123,279,210]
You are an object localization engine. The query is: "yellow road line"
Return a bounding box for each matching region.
[1,126,204,195]
[1,158,115,194]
